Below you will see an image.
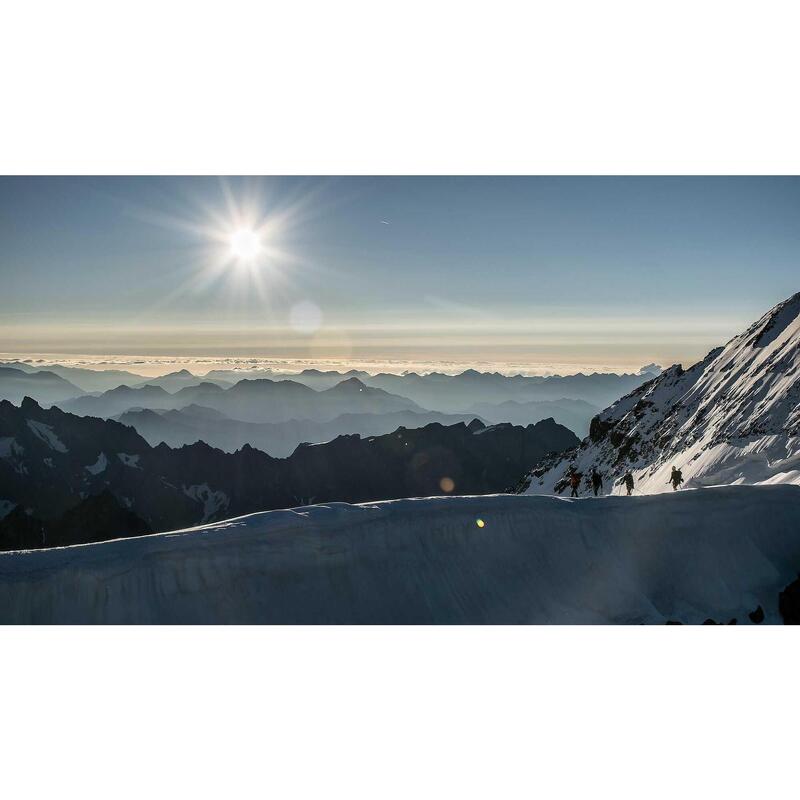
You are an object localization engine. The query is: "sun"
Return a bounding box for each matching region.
[229,229,262,261]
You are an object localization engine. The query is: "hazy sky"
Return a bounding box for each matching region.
[1,176,798,374]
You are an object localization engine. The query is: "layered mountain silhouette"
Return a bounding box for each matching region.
[0,397,579,545]
[0,361,146,393]
[203,366,657,411]
[465,397,598,437]
[1,362,656,441]
[0,366,83,407]
[58,376,423,424]
[117,405,486,456]
[131,369,233,392]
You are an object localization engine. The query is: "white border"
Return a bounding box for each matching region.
[2,0,799,175]
[2,627,797,798]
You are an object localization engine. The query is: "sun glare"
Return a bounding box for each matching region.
[230,229,262,261]
[133,178,319,314]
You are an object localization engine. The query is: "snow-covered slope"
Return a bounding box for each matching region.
[519,292,800,496]
[1,486,799,623]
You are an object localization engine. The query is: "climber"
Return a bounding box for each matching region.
[622,471,635,495]
[568,469,582,498]
[669,466,684,491]
[591,468,603,497]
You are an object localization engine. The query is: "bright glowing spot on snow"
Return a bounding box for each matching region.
[289,301,323,334]
[229,229,262,261]
[476,518,485,528]
[440,477,455,492]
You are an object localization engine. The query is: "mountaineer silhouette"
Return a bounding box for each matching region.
[669,466,684,491]
[591,468,603,497]
[568,469,582,498]
[622,471,634,495]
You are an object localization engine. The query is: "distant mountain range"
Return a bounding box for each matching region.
[117,405,485,456]
[60,376,424,424]
[203,366,658,410]
[0,362,657,447]
[131,369,233,392]
[0,361,151,393]
[2,361,657,410]
[0,397,579,546]
[465,397,598,437]
[0,366,83,406]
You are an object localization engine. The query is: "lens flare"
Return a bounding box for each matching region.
[124,177,334,328]
[289,301,323,335]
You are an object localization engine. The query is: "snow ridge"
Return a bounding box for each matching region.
[1,487,799,623]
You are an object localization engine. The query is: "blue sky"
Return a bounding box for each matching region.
[1,176,798,373]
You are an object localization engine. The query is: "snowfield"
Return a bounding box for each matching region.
[521,292,800,496]
[1,485,799,624]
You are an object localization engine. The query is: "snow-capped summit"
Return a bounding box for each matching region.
[518,292,800,495]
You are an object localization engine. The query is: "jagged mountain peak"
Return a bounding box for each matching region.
[20,396,41,410]
[738,291,800,350]
[518,291,800,496]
